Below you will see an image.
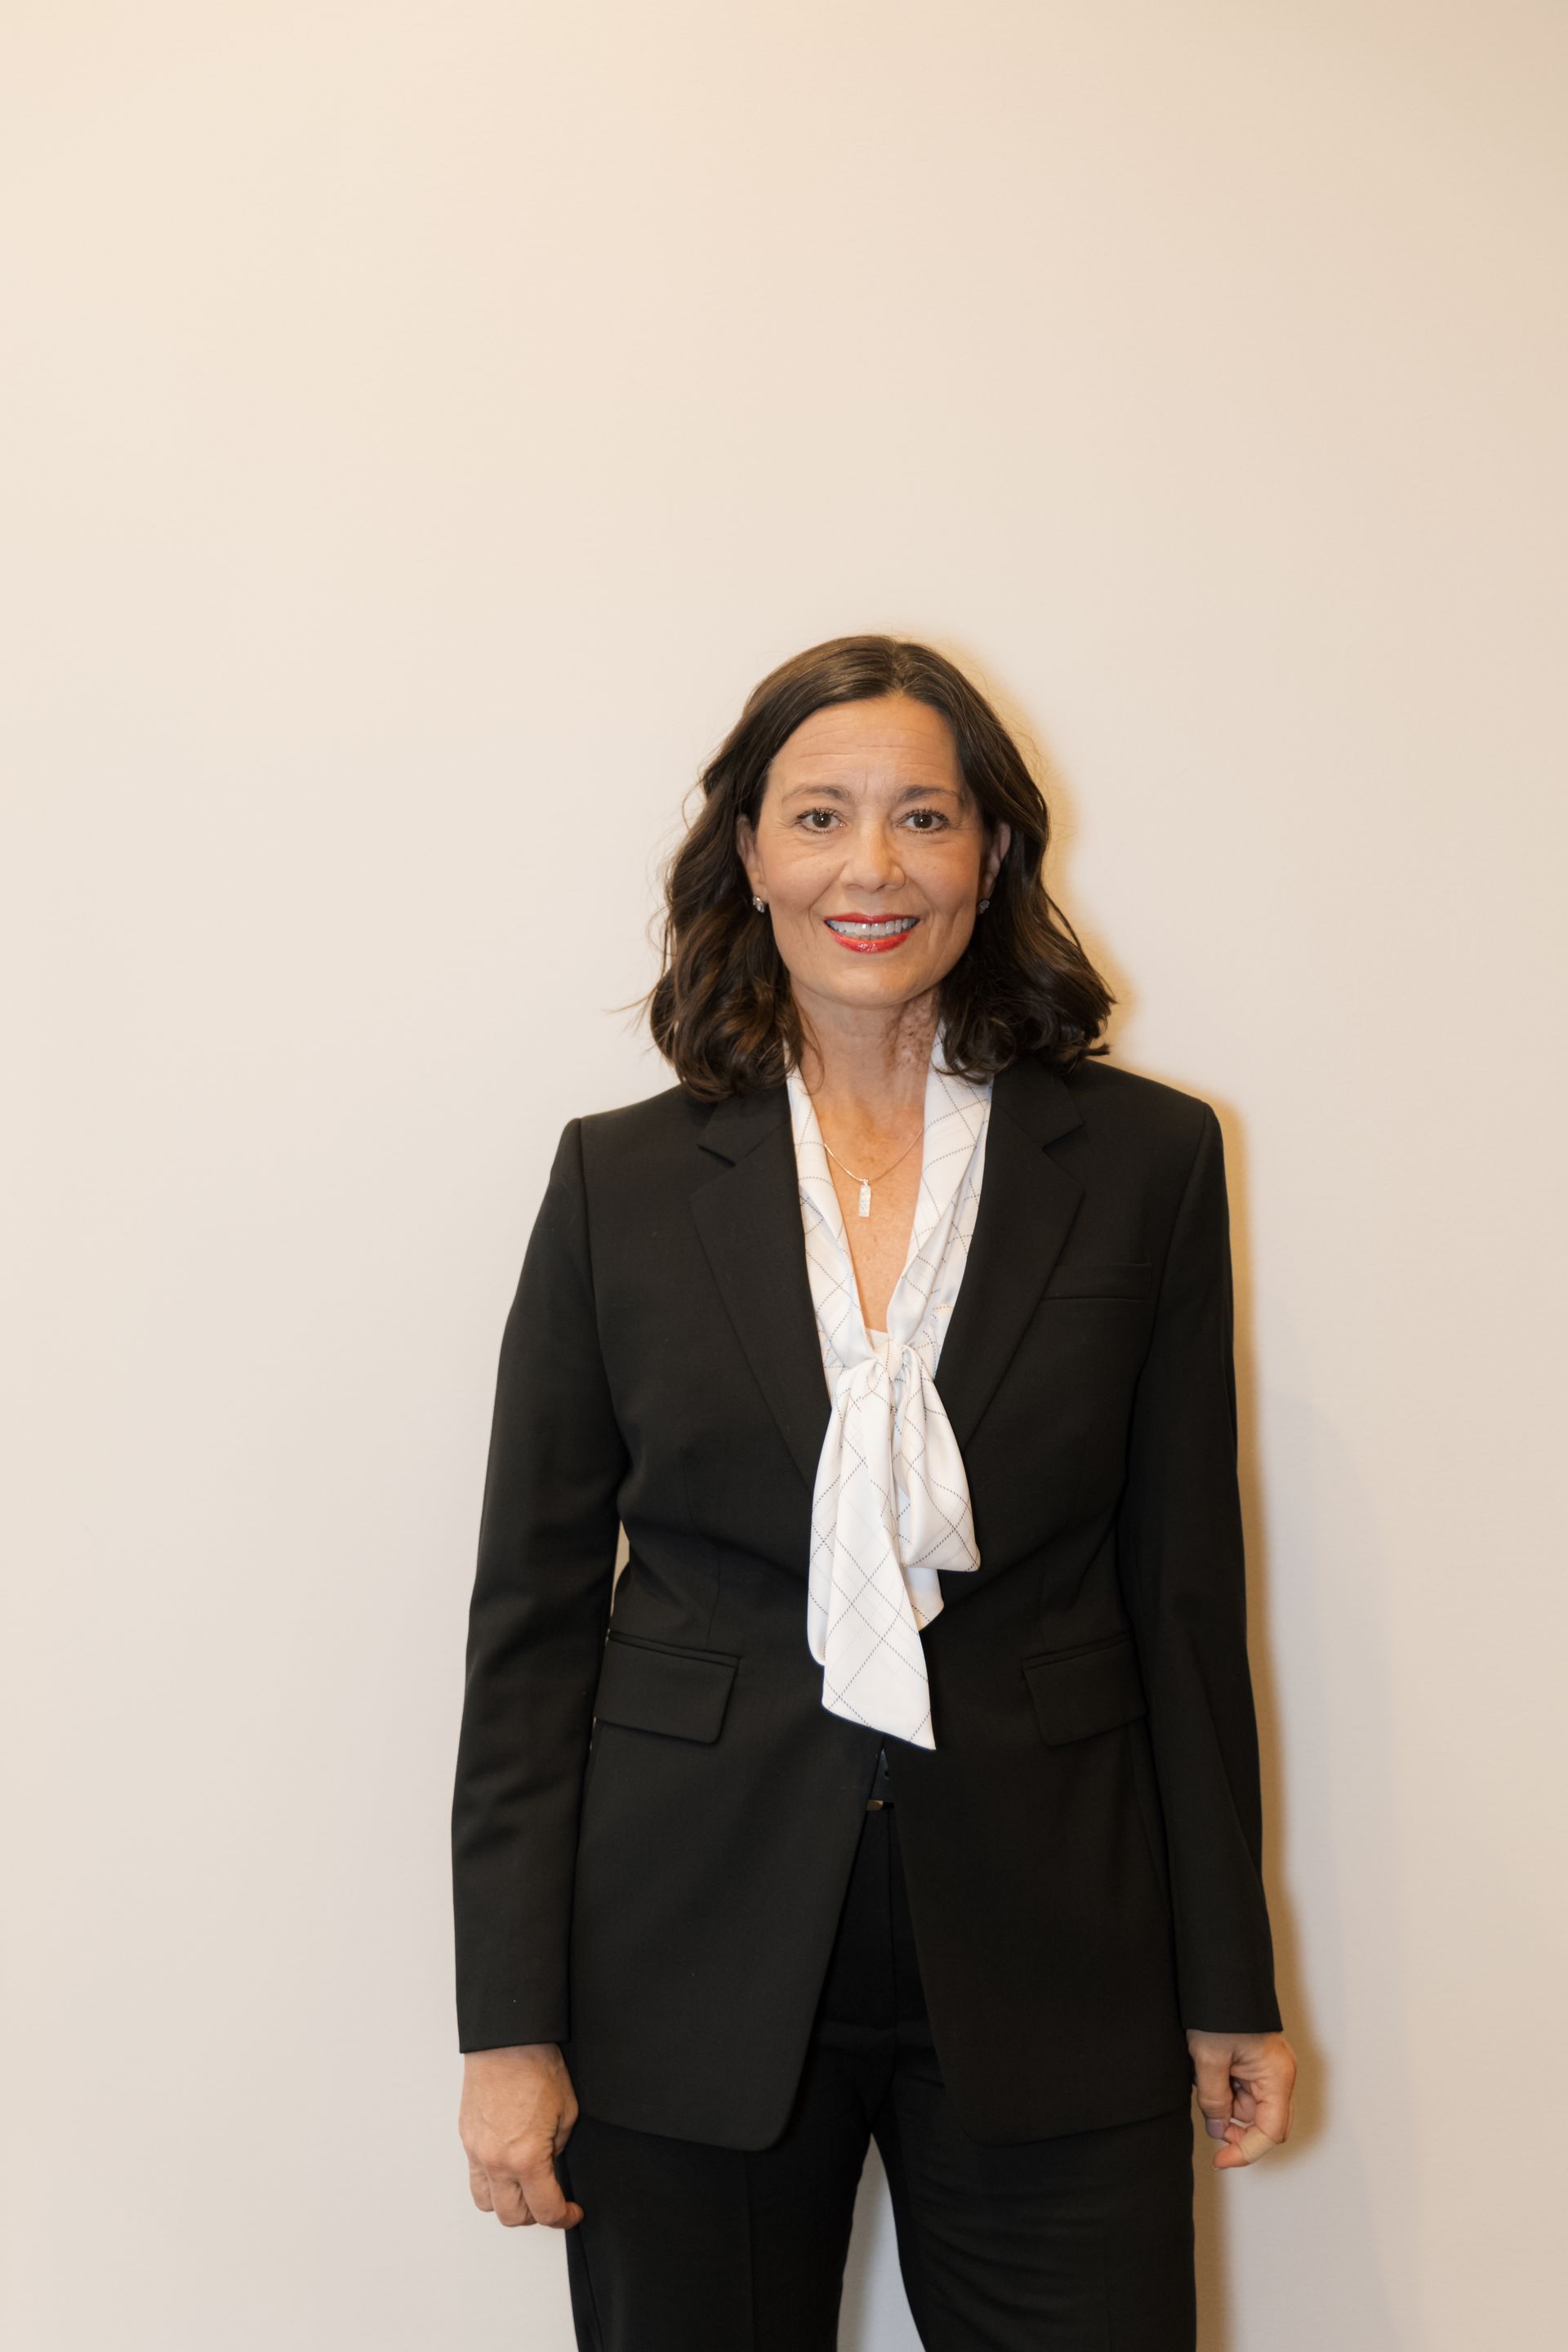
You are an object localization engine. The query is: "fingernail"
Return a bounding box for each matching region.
[1205,2116,1231,2138]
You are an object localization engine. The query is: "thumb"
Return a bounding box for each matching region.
[517,2139,583,2231]
[1190,2042,1237,2140]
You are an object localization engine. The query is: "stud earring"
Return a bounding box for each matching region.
[978,898,991,913]
[752,895,767,912]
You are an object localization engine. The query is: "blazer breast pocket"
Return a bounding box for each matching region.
[592,1629,739,1744]
[1042,1256,1152,1301]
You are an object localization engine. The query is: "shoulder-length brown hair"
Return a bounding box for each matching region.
[643,635,1113,1099]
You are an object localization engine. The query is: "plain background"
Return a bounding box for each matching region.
[4,3,1566,2346]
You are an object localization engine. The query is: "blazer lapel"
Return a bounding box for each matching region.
[932,1053,1085,1451]
[689,1083,833,1497]
[688,1052,1087,1500]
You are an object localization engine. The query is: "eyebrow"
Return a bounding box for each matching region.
[776,779,963,804]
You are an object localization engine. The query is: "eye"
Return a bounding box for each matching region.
[792,804,951,832]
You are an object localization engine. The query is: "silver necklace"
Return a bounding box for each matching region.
[819,1127,923,1220]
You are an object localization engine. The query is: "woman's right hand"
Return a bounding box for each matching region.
[459,2043,585,2229]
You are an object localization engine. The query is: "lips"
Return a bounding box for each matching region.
[823,911,921,956]
[824,915,920,938]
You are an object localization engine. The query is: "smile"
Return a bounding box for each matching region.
[824,915,921,950]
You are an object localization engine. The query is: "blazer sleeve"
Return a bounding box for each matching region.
[451,1116,628,2052]
[1114,1102,1283,2034]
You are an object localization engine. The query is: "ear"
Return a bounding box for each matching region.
[983,819,1012,893]
[735,813,762,896]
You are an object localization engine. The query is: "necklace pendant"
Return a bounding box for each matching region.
[857,1179,872,1219]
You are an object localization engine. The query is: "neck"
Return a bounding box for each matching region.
[794,990,939,1136]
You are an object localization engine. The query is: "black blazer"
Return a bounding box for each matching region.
[451,1049,1281,2150]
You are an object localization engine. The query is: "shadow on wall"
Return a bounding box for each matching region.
[1194,1103,1414,2350]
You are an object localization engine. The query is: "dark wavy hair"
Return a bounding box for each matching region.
[642,635,1114,1099]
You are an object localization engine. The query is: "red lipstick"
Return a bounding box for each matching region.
[822,912,921,956]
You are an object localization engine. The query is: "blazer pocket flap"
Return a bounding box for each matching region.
[1022,1634,1148,1744]
[593,1634,738,1744]
[1043,1256,1152,1298]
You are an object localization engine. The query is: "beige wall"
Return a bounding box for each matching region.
[5,4,1565,2346]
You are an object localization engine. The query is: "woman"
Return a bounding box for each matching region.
[452,635,1296,2350]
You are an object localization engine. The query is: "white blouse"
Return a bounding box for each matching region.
[785,1028,992,1750]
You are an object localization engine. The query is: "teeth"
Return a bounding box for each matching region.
[826,917,919,938]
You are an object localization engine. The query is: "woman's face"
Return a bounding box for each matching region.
[735,694,1009,1031]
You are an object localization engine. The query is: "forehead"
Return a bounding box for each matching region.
[769,694,960,790]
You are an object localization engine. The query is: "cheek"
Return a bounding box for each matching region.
[765,841,837,914]
[918,844,984,912]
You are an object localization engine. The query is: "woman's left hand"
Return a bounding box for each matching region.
[1187,2029,1298,2167]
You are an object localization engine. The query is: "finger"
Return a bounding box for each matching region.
[1214,2121,1283,2167]
[468,2162,496,2213]
[1250,2077,1292,2145]
[488,2172,538,2227]
[519,2152,584,2230]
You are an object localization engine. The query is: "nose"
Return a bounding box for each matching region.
[837,813,906,894]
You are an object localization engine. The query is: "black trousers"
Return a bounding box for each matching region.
[559,1760,1196,2351]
